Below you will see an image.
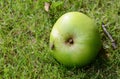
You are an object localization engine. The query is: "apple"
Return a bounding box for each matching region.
[49,12,101,67]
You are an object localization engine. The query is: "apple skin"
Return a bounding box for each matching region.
[49,12,101,67]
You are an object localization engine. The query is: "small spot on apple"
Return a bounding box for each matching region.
[50,43,55,50]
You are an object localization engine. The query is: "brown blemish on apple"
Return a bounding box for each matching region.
[50,43,55,50]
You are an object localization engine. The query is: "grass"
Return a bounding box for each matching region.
[0,0,120,79]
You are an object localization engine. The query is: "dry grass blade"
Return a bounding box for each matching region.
[102,23,117,49]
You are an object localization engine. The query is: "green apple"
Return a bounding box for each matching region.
[49,12,101,67]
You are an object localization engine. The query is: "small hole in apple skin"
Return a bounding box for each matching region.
[65,37,74,45]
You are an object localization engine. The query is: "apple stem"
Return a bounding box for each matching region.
[65,38,74,45]
[102,23,117,49]
[69,38,74,44]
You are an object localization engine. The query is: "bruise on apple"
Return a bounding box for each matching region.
[50,42,55,50]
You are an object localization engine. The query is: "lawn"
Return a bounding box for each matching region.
[0,0,120,79]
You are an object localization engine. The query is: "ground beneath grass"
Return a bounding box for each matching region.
[0,0,120,79]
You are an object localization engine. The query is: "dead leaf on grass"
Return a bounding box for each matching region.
[44,2,50,12]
